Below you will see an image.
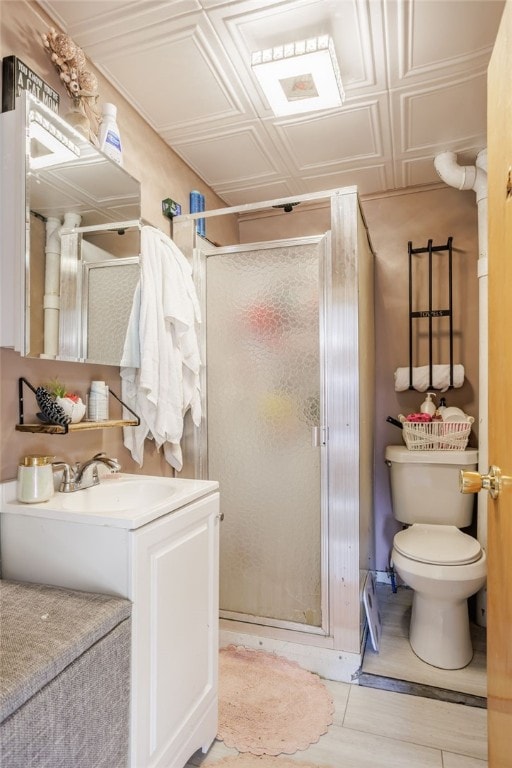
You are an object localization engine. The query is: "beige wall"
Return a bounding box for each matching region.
[0,0,237,481]
[239,185,480,570]
[364,186,479,569]
[0,348,177,478]
[239,201,332,243]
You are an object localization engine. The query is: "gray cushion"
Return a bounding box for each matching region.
[0,617,131,767]
[0,579,131,721]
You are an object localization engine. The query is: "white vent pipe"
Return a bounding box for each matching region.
[43,216,62,358]
[434,149,488,626]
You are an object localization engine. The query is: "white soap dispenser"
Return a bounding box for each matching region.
[420,391,437,417]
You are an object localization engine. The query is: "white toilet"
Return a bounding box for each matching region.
[385,445,487,670]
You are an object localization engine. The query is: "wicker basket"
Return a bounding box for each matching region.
[398,415,473,451]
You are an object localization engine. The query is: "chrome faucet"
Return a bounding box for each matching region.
[55,453,121,493]
[52,461,74,492]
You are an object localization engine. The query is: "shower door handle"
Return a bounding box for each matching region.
[311,426,328,447]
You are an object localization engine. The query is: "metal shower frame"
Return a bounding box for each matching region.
[174,187,375,678]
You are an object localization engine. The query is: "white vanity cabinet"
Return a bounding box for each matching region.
[0,477,220,768]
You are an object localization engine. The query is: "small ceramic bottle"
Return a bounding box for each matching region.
[435,396,447,420]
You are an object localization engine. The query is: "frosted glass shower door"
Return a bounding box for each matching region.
[206,238,325,628]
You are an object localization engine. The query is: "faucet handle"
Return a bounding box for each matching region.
[51,461,75,492]
[91,452,121,473]
[51,460,72,477]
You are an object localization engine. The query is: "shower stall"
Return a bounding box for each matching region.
[175,187,374,681]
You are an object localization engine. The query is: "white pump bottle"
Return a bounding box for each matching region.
[420,391,437,417]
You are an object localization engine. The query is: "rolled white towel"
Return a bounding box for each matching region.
[394,364,465,392]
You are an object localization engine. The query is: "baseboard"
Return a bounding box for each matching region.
[219,628,362,683]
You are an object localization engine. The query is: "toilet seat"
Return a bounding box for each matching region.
[394,524,482,565]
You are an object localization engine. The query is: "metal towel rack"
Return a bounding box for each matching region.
[408,237,454,390]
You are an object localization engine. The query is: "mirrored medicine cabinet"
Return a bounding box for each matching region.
[1,91,142,365]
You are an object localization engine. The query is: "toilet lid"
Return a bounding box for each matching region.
[394,524,482,565]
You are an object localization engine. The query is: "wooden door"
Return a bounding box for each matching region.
[487,1,512,764]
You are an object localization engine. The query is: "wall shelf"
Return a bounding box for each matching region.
[17,377,140,435]
[15,419,139,434]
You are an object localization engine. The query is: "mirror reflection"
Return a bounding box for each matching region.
[25,92,141,365]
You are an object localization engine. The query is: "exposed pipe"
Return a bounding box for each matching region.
[434,150,487,200]
[434,149,488,627]
[57,212,83,360]
[42,216,62,358]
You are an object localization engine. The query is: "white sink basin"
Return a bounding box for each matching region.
[1,473,219,529]
[59,476,177,512]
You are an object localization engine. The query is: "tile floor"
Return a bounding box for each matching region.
[186,680,487,767]
[361,584,487,700]
[186,584,488,767]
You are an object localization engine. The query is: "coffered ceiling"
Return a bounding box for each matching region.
[39,0,505,205]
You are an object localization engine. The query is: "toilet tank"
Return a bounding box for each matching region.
[385,445,478,526]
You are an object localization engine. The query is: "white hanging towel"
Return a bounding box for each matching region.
[120,281,141,369]
[121,226,202,470]
[394,364,465,393]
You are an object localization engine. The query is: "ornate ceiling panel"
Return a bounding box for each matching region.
[40,0,505,205]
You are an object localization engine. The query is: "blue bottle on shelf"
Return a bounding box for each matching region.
[190,190,205,237]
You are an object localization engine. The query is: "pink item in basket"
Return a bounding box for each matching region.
[406,413,432,423]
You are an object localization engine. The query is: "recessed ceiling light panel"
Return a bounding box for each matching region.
[251,35,344,117]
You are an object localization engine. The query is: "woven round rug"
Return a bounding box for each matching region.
[217,645,334,756]
[203,756,333,768]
